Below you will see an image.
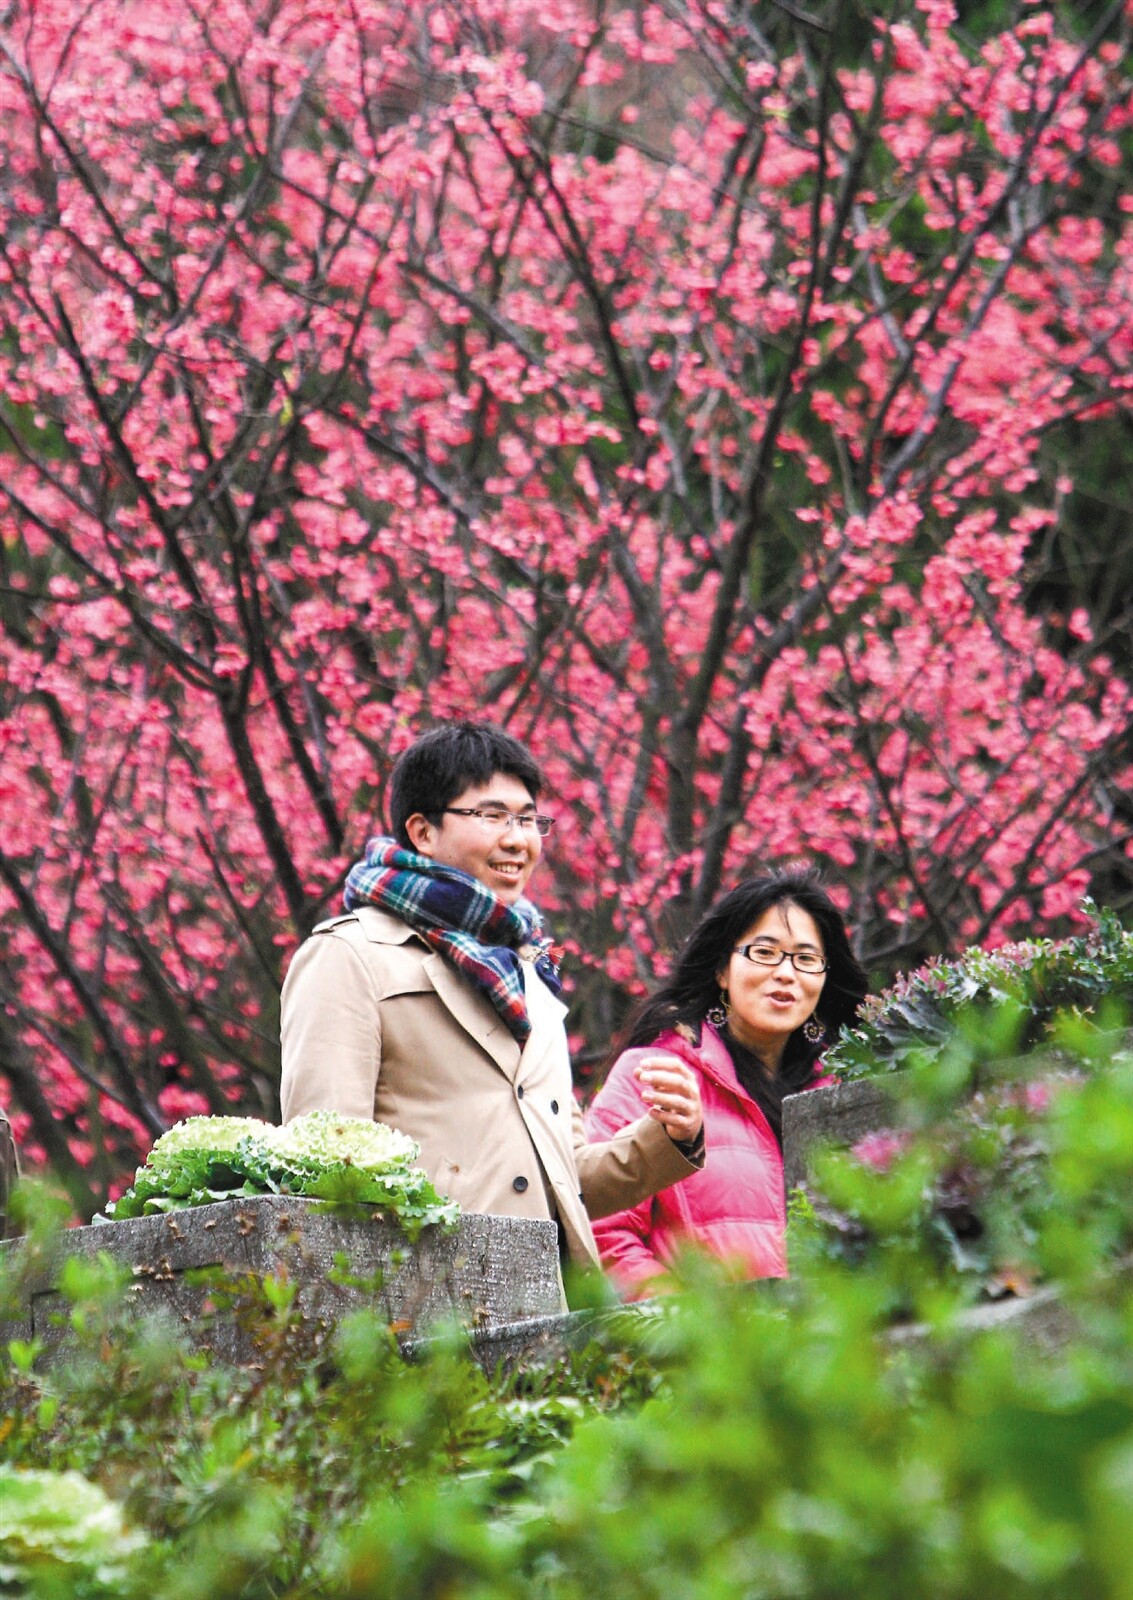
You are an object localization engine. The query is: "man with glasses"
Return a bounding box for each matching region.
[280,721,703,1277]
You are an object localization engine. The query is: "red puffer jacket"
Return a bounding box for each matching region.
[584,1021,830,1298]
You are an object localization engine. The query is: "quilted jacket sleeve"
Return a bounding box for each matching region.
[583,1049,681,1297]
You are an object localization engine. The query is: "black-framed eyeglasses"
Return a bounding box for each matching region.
[443,807,555,837]
[733,942,827,974]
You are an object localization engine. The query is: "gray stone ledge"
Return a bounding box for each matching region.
[407,1308,606,1375]
[1,1197,563,1365]
[782,1077,894,1191]
[885,1285,1082,1355]
[447,1277,1111,1376]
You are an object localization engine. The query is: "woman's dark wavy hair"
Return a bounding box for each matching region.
[616,867,869,1082]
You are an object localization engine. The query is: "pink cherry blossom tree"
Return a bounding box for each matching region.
[1,0,1130,1211]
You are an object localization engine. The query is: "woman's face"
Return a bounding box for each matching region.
[716,902,827,1070]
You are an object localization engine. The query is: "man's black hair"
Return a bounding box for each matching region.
[388,721,544,846]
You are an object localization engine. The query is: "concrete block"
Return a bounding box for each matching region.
[782,1077,895,1191]
[1,1198,563,1364]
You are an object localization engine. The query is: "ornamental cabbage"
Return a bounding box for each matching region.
[146,1115,274,1164]
[0,1465,148,1596]
[259,1110,420,1171]
[105,1116,272,1217]
[825,901,1133,1081]
[104,1112,459,1233]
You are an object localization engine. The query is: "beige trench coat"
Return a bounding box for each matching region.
[279,907,699,1269]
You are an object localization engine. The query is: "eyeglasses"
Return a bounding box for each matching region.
[733,942,827,974]
[443,807,555,837]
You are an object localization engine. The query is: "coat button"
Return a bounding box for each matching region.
[512,1175,529,1193]
[550,1099,559,1114]
[516,1085,524,1099]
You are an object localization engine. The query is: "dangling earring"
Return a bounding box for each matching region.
[803,1016,826,1045]
[707,990,730,1028]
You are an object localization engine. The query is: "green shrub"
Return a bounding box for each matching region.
[0,1201,654,1597]
[795,904,1133,1305]
[4,942,1133,1598]
[826,902,1133,1081]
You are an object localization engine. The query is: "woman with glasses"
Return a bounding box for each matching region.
[584,868,868,1297]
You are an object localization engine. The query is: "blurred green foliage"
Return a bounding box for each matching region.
[3,957,1133,1596]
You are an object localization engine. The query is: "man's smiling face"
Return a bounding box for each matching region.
[405,773,543,905]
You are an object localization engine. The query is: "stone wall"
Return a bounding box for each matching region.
[2,1076,1098,1369]
[0,1080,896,1371]
[781,1076,895,1192]
[0,1110,18,1240]
[1,1197,563,1367]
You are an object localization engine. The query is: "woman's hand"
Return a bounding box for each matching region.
[634,1055,703,1144]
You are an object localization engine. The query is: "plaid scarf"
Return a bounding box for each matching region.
[343,838,562,1044]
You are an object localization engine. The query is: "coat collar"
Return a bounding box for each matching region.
[351,905,567,1080]
[658,1019,833,1102]
[658,1019,746,1098]
[350,905,418,945]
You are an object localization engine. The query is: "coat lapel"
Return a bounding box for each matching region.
[513,961,569,1078]
[422,951,522,1079]
[352,903,530,1081]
